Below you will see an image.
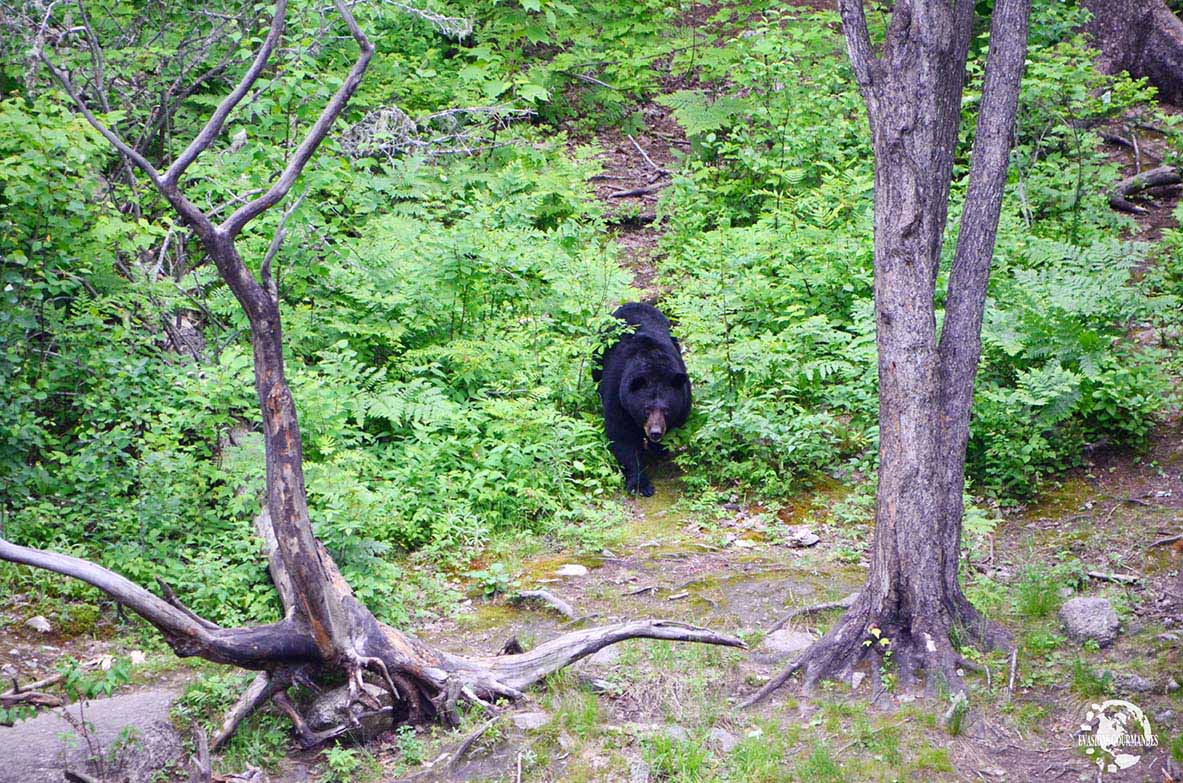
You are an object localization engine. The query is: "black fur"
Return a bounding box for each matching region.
[593,302,691,496]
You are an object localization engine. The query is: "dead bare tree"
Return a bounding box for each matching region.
[0,0,742,748]
[745,0,1031,704]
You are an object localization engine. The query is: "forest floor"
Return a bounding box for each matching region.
[3,26,1183,783]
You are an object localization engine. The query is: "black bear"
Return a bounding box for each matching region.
[593,302,691,496]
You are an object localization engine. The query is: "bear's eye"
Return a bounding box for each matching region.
[629,377,648,392]
[671,373,688,388]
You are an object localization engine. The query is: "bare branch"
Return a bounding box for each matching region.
[837,0,878,105]
[34,3,161,185]
[164,0,290,185]
[222,0,374,237]
[0,537,318,667]
[260,189,308,302]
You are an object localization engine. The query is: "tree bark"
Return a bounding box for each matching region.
[746,0,1030,705]
[1083,0,1183,105]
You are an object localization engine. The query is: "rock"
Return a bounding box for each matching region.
[580,676,615,694]
[128,650,147,666]
[756,629,813,663]
[1110,672,1154,694]
[1153,709,1176,724]
[782,526,819,547]
[664,725,690,742]
[1059,597,1120,647]
[1058,587,1075,599]
[0,688,181,783]
[851,671,866,691]
[1168,678,1180,693]
[555,564,589,577]
[708,727,739,753]
[24,616,51,634]
[306,682,392,741]
[630,761,651,783]
[511,711,551,731]
[586,646,620,667]
[942,692,968,729]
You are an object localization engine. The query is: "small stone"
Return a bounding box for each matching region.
[511,711,551,731]
[24,616,50,634]
[129,650,147,666]
[1059,597,1120,647]
[851,671,866,691]
[581,677,614,694]
[1153,709,1176,724]
[555,564,589,577]
[586,646,620,667]
[1110,672,1154,694]
[306,682,392,740]
[664,725,690,742]
[732,538,757,549]
[708,727,739,753]
[630,761,651,783]
[1167,678,1180,693]
[757,629,813,662]
[1058,587,1075,599]
[782,525,820,548]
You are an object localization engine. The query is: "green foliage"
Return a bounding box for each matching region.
[1070,658,1112,698]
[58,657,132,701]
[644,731,713,782]
[0,0,1173,633]
[650,4,1168,500]
[323,746,380,783]
[466,562,517,598]
[173,671,290,771]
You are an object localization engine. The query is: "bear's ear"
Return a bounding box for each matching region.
[671,372,689,388]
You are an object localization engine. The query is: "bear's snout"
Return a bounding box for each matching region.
[645,409,667,442]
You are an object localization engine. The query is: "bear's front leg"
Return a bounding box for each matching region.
[609,440,653,497]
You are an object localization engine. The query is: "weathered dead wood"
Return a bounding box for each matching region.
[1087,570,1141,584]
[189,726,212,783]
[510,590,577,620]
[767,593,859,633]
[1150,533,1183,547]
[0,690,63,707]
[1109,165,1182,214]
[609,184,663,198]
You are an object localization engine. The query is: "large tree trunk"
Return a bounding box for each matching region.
[1083,0,1183,105]
[746,0,1030,704]
[3,0,743,750]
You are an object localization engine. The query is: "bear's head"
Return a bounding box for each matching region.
[619,343,689,443]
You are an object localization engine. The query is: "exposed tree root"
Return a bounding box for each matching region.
[767,592,859,633]
[0,536,742,743]
[742,594,1008,708]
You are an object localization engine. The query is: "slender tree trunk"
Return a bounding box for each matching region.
[1083,0,1183,105]
[746,0,1030,704]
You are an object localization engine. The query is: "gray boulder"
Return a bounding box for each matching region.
[306,681,393,741]
[1059,597,1120,647]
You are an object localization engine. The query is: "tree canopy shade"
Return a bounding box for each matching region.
[0,0,742,749]
[745,0,1032,703]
